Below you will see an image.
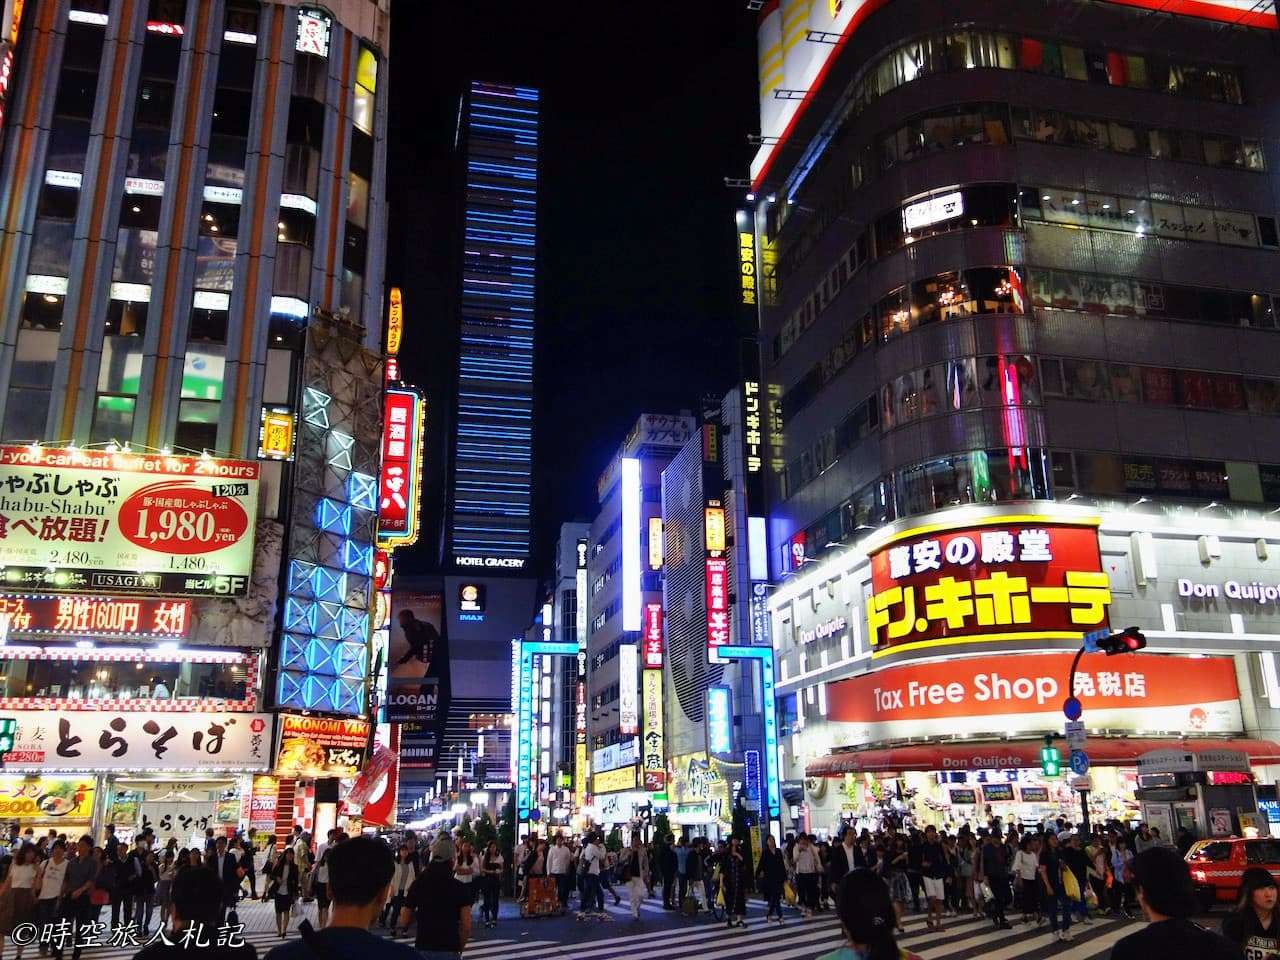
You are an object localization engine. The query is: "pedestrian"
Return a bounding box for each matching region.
[34,841,68,960]
[756,834,787,924]
[1109,832,1135,918]
[1133,823,1158,854]
[618,833,649,921]
[955,833,975,915]
[1109,847,1237,959]
[978,829,1012,930]
[477,841,502,929]
[1221,866,1280,959]
[451,839,478,941]
[597,844,620,907]
[546,835,572,914]
[658,835,676,910]
[1061,832,1091,925]
[884,836,911,934]
[399,835,474,959]
[919,825,948,932]
[793,834,820,917]
[265,848,300,939]
[312,844,332,929]
[1012,834,1040,924]
[381,845,417,934]
[127,837,157,933]
[577,833,603,916]
[684,838,703,909]
[721,837,747,929]
[130,867,258,960]
[207,838,242,926]
[238,840,257,901]
[674,836,691,908]
[1088,836,1110,918]
[817,869,922,960]
[1039,830,1072,943]
[0,844,37,960]
[107,841,132,931]
[155,851,176,931]
[906,830,924,914]
[828,828,857,890]
[64,837,99,960]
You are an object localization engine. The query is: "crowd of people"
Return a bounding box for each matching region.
[0,817,1270,959]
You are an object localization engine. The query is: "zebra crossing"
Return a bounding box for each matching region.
[53,898,1147,960]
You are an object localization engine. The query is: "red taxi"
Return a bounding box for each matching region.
[1186,837,1280,909]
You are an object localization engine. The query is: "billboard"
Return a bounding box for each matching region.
[825,652,1241,745]
[0,595,190,639]
[642,602,663,668]
[642,669,664,791]
[274,714,370,779]
[376,388,424,548]
[387,589,448,722]
[2,711,272,772]
[0,447,258,597]
[705,558,730,650]
[618,643,639,735]
[865,517,1110,657]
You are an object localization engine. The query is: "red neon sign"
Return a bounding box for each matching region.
[705,558,730,650]
[0,595,191,639]
[642,602,663,668]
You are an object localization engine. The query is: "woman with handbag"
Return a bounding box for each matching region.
[755,834,788,925]
[266,847,300,938]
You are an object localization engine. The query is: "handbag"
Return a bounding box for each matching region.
[90,888,109,906]
[1060,865,1081,901]
[782,880,797,905]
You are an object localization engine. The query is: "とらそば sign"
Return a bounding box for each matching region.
[1,712,272,772]
[825,652,1241,746]
[865,517,1110,657]
[0,447,258,598]
[274,714,370,778]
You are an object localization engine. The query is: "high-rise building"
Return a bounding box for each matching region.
[0,0,392,839]
[748,0,1280,837]
[585,414,696,819]
[444,81,539,573]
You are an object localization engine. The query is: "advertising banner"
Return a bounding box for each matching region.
[3,711,272,771]
[706,558,730,649]
[593,738,639,774]
[592,765,637,795]
[249,775,278,828]
[642,669,664,791]
[642,602,663,668]
[387,589,449,722]
[275,714,370,779]
[376,388,424,548]
[0,595,190,639]
[618,644,638,735]
[826,653,1241,745]
[0,447,258,597]
[0,777,95,821]
[866,517,1109,657]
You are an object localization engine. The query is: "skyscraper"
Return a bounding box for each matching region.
[445,81,539,573]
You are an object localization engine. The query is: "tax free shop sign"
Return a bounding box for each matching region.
[826,652,1242,747]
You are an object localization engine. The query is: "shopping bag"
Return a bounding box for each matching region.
[978,881,994,903]
[716,882,725,908]
[1060,866,1081,902]
[783,881,797,906]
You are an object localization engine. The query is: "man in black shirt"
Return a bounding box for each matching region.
[978,829,1012,929]
[400,836,473,959]
[1109,847,1238,960]
[131,868,256,960]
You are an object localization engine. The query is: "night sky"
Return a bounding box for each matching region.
[386,2,760,575]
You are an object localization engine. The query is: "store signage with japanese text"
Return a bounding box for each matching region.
[2,711,272,772]
[0,595,190,639]
[705,558,729,650]
[0,777,95,820]
[642,602,663,668]
[742,381,763,474]
[592,765,637,795]
[593,737,638,774]
[386,286,404,356]
[0,447,259,597]
[642,669,664,792]
[275,714,370,778]
[707,685,732,754]
[749,582,771,646]
[648,517,664,570]
[295,5,331,57]
[826,652,1241,746]
[258,408,295,461]
[866,518,1110,656]
[739,231,756,305]
[377,389,424,548]
[618,643,639,735]
[249,775,278,827]
[705,503,726,554]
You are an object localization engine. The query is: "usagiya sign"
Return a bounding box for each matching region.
[865,515,1110,657]
[826,652,1242,746]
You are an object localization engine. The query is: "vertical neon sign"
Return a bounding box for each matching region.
[621,458,641,630]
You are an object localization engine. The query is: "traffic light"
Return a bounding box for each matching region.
[1040,735,1061,777]
[1098,626,1147,657]
[0,717,15,755]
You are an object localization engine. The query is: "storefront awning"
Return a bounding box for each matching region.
[805,738,1280,777]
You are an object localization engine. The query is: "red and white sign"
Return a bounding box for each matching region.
[866,517,1109,656]
[826,653,1241,746]
[0,595,190,639]
[643,602,663,668]
[377,388,423,547]
[705,558,729,650]
[0,447,258,597]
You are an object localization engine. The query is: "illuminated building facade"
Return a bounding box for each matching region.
[584,414,695,812]
[444,81,538,573]
[0,0,392,836]
[747,0,1280,838]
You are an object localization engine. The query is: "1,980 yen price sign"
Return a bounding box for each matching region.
[0,447,258,597]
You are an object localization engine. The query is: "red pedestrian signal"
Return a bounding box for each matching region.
[1098,626,1146,656]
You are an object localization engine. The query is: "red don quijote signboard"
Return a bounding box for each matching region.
[826,653,1242,746]
[866,516,1110,657]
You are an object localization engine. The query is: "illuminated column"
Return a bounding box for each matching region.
[715,644,782,831]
